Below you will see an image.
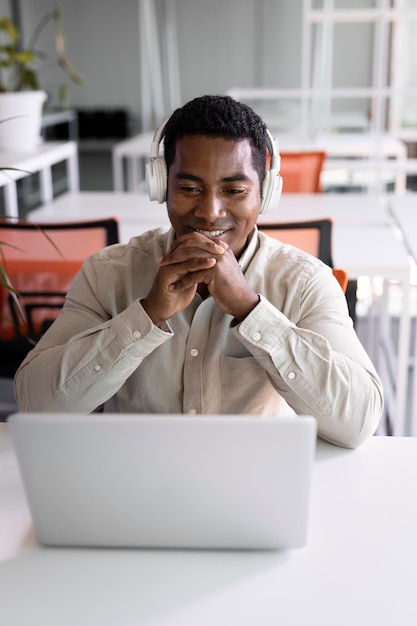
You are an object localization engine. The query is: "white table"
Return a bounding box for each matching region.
[112,131,154,192]
[1,423,416,625]
[0,141,80,219]
[27,191,169,243]
[389,193,417,436]
[261,192,392,226]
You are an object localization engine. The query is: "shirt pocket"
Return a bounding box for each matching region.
[220,354,291,416]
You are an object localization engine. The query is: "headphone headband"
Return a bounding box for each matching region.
[146,118,282,212]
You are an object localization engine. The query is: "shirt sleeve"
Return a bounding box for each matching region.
[14,258,173,414]
[232,275,384,449]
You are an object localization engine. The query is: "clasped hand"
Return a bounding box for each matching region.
[141,232,259,326]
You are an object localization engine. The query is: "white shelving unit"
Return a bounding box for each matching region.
[305,0,417,141]
[228,0,417,143]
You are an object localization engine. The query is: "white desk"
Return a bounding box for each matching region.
[261,192,391,226]
[0,141,80,219]
[389,193,417,436]
[112,131,154,192]
[1,423,416,625]
[27,191,169,243]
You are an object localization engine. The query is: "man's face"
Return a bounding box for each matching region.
[166,135,262,257]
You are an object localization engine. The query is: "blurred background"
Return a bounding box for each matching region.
[1,0,415,194]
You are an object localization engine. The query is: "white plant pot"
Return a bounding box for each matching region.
[0,91,47,151]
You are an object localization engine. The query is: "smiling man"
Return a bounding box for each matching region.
[14,95,383,448]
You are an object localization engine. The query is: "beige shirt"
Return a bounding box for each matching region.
[14,227,383,448]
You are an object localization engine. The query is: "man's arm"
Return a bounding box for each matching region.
[232,274,384,448]
[14,259,172,413]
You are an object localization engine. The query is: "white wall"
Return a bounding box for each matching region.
[6,0,373,133]
[10,0,305,131]
[175,0,303,100]
[18,0,140,110]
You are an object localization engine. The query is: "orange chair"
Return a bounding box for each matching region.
[279,151,326,193]
[0,217,119,339]
[258,219,348,293]
[0,217,119,376]
[331,268,348,294]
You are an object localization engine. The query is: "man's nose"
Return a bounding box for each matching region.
[194,191,226,222]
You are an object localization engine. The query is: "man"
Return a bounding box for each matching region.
[14,95,383,447]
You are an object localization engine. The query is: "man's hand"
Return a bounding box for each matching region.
[141,233,227,326]
[142,232,259,326]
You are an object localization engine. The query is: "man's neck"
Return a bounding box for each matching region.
[197,283,210,299]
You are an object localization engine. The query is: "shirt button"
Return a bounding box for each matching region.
[189,409,197,415]
[133,330,142,339]
[190,348,199,357]
[94,364,102,372]
[253,331,261,341]
[288,371,296,380]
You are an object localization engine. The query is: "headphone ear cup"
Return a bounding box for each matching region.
[261,170,283,214]
[146,157,167,203]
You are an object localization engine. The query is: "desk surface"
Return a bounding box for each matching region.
[112,131,154,157]
[332,224,410,278]
[28,191,169,243]
[262,192,391,226]
[1,424,416,626]
[0,141,77,181]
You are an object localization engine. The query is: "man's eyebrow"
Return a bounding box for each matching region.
[174,172,251,183]
[221,174,251,183]
[174,172,202,182]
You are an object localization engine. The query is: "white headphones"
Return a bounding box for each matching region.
[146,118,283,214]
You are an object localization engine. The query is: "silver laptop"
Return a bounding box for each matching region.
[9,413,317,550]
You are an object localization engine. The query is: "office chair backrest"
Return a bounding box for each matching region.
[258,219,348,293]
[331,268,348,294]
[258,219,333,267]
[280,151,326,193]
[0,218,119,261]
[0,218,119,339]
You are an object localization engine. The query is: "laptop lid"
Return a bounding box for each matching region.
[9,413,317,550]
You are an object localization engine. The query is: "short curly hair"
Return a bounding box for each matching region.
[162,95,268,188]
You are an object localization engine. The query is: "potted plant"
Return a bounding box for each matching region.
[0,4,83,151]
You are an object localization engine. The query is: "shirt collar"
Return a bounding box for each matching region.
[237,226,260,273]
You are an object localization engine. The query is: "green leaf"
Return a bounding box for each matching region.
[0,17,20,43]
